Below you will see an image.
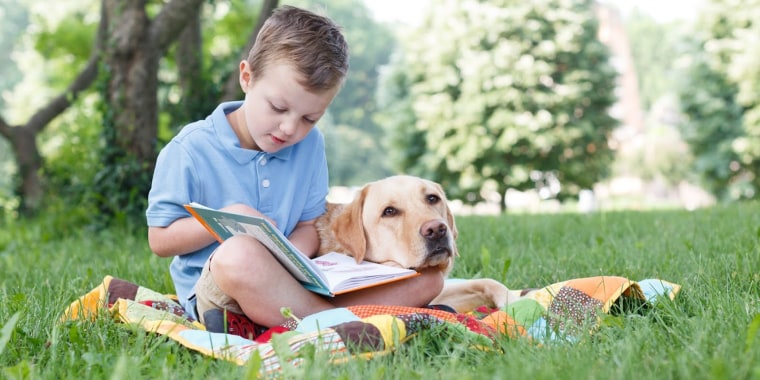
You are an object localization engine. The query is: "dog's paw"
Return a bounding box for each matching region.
[481,278,510,309]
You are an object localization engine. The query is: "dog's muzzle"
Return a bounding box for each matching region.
[420,220,453,265]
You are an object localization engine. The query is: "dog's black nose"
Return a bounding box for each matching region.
[421,220,447,241]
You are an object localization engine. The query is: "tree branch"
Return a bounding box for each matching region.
[220,0,279,102]
[152,0,205,54]
[0,116,12,140]
[25,54,101,134]
[12,0,109,135]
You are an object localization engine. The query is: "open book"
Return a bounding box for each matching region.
[184,203,419,296]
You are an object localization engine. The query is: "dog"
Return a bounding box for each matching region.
[315,175,518,313]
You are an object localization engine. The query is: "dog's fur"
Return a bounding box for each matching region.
[316,175,516,313]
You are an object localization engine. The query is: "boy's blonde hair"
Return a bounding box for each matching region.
[247,5,349,92]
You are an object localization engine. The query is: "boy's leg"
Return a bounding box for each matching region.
[195,256,246,324]
[208,235,335,327]
[202,235,447,328]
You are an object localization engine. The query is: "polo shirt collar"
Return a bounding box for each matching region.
[213,101,294,164]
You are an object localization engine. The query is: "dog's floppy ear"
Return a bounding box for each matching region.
[331,186,369,263]
[436,182,459,257]
[446,203,459,257]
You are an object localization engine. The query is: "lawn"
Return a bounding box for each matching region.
[1,202,759,379]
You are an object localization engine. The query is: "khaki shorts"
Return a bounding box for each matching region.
[195,255,245,325]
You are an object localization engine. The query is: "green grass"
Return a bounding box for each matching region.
[1,202,759,379]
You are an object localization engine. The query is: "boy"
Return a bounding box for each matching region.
[146,5,444,329]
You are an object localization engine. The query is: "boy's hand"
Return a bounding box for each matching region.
[221,203,277,227]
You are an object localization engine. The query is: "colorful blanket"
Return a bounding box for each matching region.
[60,275,680,376]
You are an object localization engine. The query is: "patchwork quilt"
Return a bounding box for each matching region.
[60,275,680,376]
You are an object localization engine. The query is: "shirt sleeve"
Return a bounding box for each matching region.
[145,140,198,227]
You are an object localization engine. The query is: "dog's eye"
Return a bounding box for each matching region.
[382,207,398,217]
[426,194,441,204]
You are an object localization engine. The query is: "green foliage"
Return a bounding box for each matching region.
[1,0,106,222]
[158,0,256,137]
[92,63,151,227]
[624,11,687,112]
[378,0,618,206]
[4,0,402,223]
[617,12,695,186]
[33,13,96,63]
[290,0,398,185]
[0,0,29,108]
[157,0,398,186]
[678,52,744,199]
[678,0,760,200]
[27,1,99,90]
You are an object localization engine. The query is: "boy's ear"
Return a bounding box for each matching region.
[331,187,369,263]
[239,61,252,90]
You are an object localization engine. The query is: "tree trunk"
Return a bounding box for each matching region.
[498,182,507,214]
[101,0,205,163]
[103,0,159,169]
[1,126,43,214]
[95,0,204,218]
[0,0,247,217]
[175,13,206,122]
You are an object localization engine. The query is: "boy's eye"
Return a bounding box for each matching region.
[271,104,286,113]
[303,117,316,124]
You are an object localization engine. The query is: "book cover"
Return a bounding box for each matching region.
[184,203,418,296]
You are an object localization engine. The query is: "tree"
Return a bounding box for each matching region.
[378,0,618,210]
[95,0,207,218]
[613,10,694,186]
[0,1,105,215]
[0,0,279,218]
[678,0,760,200]
[624,10,686,112]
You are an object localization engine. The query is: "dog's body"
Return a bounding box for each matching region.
[315,175,517,313]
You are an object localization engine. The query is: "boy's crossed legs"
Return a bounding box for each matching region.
[195,235,445,328]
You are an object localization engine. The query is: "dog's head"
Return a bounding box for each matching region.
[326,175,458,271]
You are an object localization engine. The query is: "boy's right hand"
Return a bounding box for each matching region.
[221,203,277,227]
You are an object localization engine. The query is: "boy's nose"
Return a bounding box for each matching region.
[280,119,297,136]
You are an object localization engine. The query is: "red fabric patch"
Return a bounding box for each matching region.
[255,326,291,343]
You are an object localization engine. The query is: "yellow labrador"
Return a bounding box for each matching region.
[316,175,518,313]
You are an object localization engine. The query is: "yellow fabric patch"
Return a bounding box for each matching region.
[60,275,112,322]
[362,314,407,346]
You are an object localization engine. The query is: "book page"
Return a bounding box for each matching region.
[312,252,418,293]
[185,204,328,288]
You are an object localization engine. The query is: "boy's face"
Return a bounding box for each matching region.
[232,61,339,153]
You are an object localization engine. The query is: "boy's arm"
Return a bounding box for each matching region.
[287,219,320,258]
[149,203,275,258]
[148,217,217,257]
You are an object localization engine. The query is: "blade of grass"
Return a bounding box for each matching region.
[0,312,20,356]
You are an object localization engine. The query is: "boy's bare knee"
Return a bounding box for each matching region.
[212,236,259,267]
[209,235,277,295]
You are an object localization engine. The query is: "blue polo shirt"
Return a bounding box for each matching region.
[146,101,329,318]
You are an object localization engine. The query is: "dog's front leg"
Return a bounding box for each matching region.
[431,278,520,313]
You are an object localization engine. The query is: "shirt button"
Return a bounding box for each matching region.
[262,179,270,188]
[260,158,267,166]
